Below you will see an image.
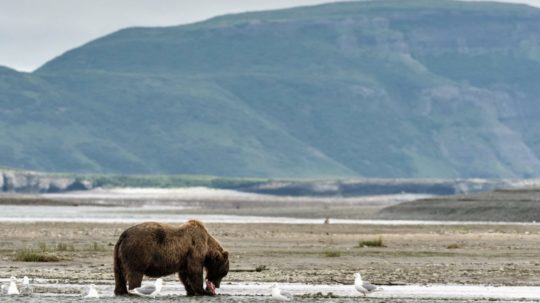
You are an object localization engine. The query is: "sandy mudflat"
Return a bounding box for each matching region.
[0,221,539,288]
[1,189,539,302]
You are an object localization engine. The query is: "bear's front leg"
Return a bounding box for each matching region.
[178,270,195,296]
[186,261,214,296]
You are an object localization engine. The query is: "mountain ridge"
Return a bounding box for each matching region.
[2,0,540,178]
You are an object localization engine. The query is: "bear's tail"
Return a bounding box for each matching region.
[114,234,128,296]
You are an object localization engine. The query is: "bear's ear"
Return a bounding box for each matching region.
[222,251,229,259]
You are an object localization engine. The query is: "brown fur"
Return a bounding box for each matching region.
[114,220,229,296]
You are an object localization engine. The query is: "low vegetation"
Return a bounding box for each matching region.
[447,243,462,249]
[358,236,385,248]
[89,241,106,251]
[56,242,75,251]
[323,250,342,257]
[14,249,61,262]
[37,242,75,252]
[38,242,48,252]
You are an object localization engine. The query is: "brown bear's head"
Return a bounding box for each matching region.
[205,250,229,291]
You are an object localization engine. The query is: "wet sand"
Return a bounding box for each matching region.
[1,221,539,287]
[2,280,540,302]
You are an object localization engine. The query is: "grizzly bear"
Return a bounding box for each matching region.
[114,220,229,296]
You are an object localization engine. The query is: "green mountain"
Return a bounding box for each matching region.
[2,0,540,178]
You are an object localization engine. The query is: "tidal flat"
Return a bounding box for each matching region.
[0,189,539,301]
[1,221,539,302]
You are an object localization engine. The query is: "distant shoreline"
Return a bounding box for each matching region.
[2,186,540,223]
[3,169,532,197]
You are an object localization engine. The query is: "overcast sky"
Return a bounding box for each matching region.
[1,0,540,72]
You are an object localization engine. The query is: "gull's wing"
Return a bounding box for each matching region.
[281,290,293,298]
[276,294,291,301]
[354,282,367,293]
[362,281,378,292]
[134,284,156,295]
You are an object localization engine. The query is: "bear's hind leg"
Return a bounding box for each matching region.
[127,272,144,290]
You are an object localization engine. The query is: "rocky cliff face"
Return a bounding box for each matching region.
[0,170,92,193]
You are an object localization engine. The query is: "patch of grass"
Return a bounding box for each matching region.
[89,242,105,251]
[14,249,61,262]
[38,242,48,252]
[358,236,385,248]
[56,242,75,251]
[446,243,461,249]
[36,242,75,252]
[323,250,341,257]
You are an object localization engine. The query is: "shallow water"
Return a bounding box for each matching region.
[42,188,431,203]
[1,205,539,225]
[2,280,540,302]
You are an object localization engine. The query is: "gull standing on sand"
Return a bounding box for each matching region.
[129,278,163,298]
[354,272,382,297]
[7,276,20,295]
[271,283,293,301]
[20,276,32,296]
[83,284,100,298]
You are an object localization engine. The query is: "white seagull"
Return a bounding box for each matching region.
[20,276,32,296]
[129,278,163,298]
[354,272,382,297]
[83,284,100,298]
[270,283,292,301]
[7,276,19,295]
